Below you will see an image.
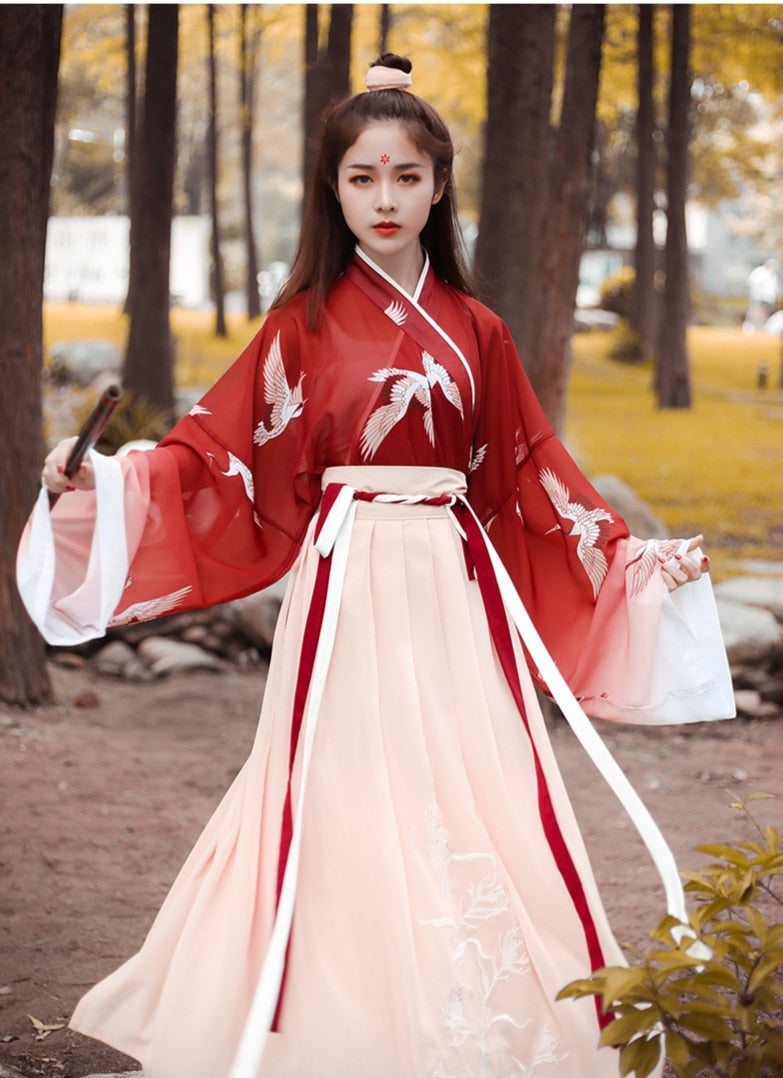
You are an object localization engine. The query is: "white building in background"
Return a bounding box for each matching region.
[44,215,212,307]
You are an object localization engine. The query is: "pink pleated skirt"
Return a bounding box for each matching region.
[70,467,641,1077]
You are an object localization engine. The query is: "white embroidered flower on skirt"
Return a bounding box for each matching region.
[422,800,566,1076]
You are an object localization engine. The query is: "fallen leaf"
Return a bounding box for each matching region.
[27,1014,66,1040]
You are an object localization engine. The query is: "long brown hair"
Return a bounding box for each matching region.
[273,54,475,328]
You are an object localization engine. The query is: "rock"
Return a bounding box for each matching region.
[733,688,762,714]
[716,597,783,666]
[94,639,137,676]
[227,581,288,652]
[137,637,223,676]
[714,576,783,621]
[590,475,668,540]
[49,339,122,387]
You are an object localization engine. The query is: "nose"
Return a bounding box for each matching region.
[375,179,397,213]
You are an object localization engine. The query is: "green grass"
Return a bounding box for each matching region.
[567,328,783,581]
[43,305,783,582]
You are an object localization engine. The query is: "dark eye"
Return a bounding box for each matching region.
[399,173,421,184]
[349,174,372,185]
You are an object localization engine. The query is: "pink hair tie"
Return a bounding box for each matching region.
[365,65,412,92]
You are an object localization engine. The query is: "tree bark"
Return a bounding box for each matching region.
[124,4,138,316]
[474,5,556,368]
[632,3,657,359]
[302,5,354,192]
[379,4,391,55]
[655,4,692,409]
[302,5,321,191]
[240,4,262,321]
[207,4,226,337]
[528,4,606,433]
[122,4,179,418]
[0,5,63,705]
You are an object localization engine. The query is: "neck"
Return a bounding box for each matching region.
[357,244,425,298]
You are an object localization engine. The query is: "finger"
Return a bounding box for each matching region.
[684,534,704,554]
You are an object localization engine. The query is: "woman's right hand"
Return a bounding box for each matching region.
[41,437,96,495]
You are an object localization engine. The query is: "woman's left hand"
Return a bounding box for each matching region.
[660,535,709,593]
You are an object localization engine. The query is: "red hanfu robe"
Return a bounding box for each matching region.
[17,250,733,1078]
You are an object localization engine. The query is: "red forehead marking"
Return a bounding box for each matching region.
[380,154,390,164]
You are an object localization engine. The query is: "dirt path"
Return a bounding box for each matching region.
[1,661,780,1078]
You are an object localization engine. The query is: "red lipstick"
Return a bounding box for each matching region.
[373,222,400,236]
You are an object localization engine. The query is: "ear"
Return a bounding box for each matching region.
[432,173,448,206]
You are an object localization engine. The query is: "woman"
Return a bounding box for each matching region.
[20,54,733,1078]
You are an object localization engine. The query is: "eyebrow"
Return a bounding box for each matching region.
[345,161,426,171]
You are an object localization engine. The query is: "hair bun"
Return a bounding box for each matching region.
[371,53,412,75]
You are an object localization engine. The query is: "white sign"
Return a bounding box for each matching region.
[44,215,211,307]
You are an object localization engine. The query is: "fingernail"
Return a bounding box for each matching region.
[56,465,63,474]
[65,485,75,492]
[674,554,682,560]
[701,556,710,567]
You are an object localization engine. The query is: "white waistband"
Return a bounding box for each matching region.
[321,466,467,497]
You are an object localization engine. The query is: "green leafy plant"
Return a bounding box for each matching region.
[558,795,783,1077]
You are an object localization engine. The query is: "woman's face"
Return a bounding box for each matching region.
[336,121,444,286]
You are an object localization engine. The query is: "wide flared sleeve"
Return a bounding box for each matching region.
[17,308,322,645]
[464,306,734,725]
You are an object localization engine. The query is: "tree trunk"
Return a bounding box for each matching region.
[474,5,556,368]
[655,4,692,409]
[240,4,262,321]
[123,4,179,418]
[302,5,354,192]
[302,5,321,191]
[528,4,606,433]
[124,4,138,316]
[0,5,62,705]
[632,3,656,359]
[207,4,226,337]
[379,4,391,55]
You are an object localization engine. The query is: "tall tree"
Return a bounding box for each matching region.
[474,5,556,367]
[656,5,692,409]
[240,4,262,320]
[302,5,354,190]
[124,4,138,315]
[0,5,63,705]
[527,5,607,433]
[631,4,657,360]
[123,4,179,418]
[207,4,227,337]
[379,4,391,55]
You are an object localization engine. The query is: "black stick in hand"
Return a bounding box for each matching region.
[48,384,124,508]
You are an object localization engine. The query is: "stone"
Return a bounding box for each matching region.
[137,636,223,676]
[227,580,288,652]
[94,639,137,677]
[714,576,783,621]
[590,475,668,540]
[733,688,762,714]
[49,339,122,387]
[716,597,783,666]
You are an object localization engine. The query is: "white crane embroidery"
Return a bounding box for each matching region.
[110,585,193,626]
[253,331,306,447]
[360,350,463,460]
[539,468,614,598]
[209,451,255,504]
[626,538,683,596]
